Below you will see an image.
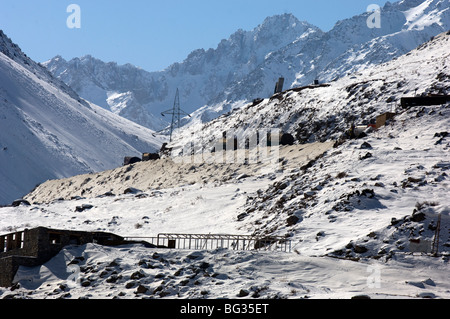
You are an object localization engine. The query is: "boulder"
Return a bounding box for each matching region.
[354,245,368,254]
[135,285,148,294]
[11,199,31,207]
[286,215,300,226]
[280,133,295,146]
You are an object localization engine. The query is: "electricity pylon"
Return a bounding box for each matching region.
[161,88,191,142]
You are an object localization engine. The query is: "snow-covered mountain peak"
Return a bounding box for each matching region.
[254,13,319,38]
[43,12,320,131]
[43,0,450,132]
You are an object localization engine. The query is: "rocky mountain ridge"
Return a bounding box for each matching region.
[44,0,450,131]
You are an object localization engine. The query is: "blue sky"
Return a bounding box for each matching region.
[0,0,391,71]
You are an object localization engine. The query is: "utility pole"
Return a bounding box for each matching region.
[161,88,191,142]
[431,213,441,256]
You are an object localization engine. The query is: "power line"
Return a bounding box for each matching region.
[161,88,191,142]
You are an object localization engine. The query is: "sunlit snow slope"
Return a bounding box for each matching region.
[0,31,164,205]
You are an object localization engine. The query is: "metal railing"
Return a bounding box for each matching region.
[125,233,291,253]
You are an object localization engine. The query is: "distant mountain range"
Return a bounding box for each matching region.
[43,0,450,132]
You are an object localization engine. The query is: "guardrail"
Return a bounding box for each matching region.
[125,233,291,253]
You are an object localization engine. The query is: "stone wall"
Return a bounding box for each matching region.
[0,227,125,287]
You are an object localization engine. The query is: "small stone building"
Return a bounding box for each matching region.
[0,227,126,287]
[376,112,396,129]
[142,153,160,161]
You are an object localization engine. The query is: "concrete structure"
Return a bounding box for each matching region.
[142,152,160,161]
[401,95,450,108]
[376,112,396,129]
[274,77,285,94]
[0,227,128,287]
[123,156,141,166]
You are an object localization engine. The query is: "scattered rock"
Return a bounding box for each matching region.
[418,292,436,299]
[354,245,368,254]
[433,131,448,138]
[336,172,348,179]
[130,271,145,280]
[280,133,295,146]
[199,262,210,270]
[351,295,371,299]
[102,191,115,197]
[237,212,248,221]
[159,290,171,297]
[68,256,85,265]
[423,278,436,286]
[125,281,136,289]
[123,187,141,194]
[152,285,163,294]
[106,274,122,283]
[180,279,190,286]
[174,268,184,276]
[75,204,94,212]
[406,281,425,289]
[152,252,161,260]
[186,252,203,260]
[212,273,229,280]
[11,199,31,207]
[304,191,316,198]
[286,215,300,226]
[359,152,373,160]
[408,176,423,183]
[135,285,148,294]
[273,181,288,190]
[411,211,426,222]
[237,289,250,297]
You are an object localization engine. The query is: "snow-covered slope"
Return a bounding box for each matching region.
[44,0,450,132]
[201,0,450,121]
[171,29,450,152]
[0,31,448,299]
[0,31,164,205]
[1,103,448,299]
